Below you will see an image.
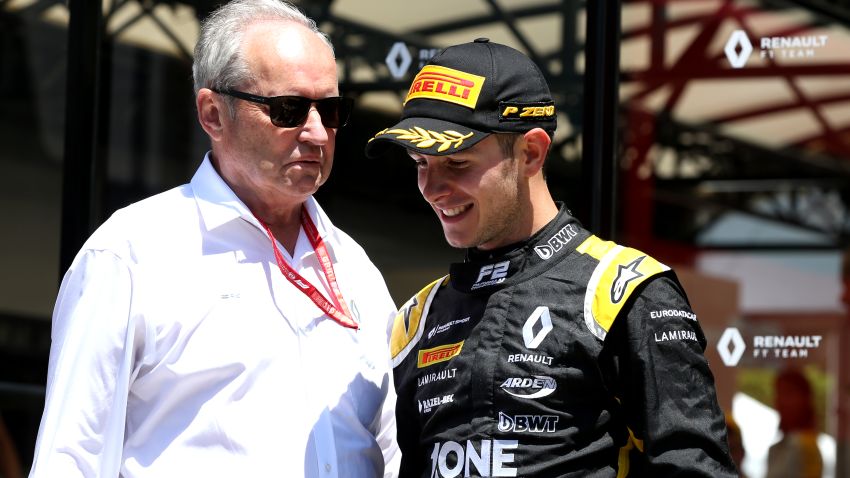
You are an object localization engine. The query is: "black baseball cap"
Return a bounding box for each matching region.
[365,38,556,158]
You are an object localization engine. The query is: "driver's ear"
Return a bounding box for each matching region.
[519,128,551,177]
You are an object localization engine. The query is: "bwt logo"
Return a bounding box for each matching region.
[724,30,753,68]
[534,224,577,260]
[717,327,746,366]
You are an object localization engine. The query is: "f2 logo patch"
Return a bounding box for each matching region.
[476,261,509,284]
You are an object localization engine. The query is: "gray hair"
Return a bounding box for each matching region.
[192,0,334,112]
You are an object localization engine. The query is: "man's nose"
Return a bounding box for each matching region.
[419,164,450,203]
[298,106,329,144]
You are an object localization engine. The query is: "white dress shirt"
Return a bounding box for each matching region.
[29,155,400,478]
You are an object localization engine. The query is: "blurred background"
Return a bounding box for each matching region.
[0,0,848,476]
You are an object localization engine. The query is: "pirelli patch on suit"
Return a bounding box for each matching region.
[576,236,670,341]
[418,341,464,368]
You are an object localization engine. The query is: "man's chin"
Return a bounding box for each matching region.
[283,175,324,196]
[442,230,474,249]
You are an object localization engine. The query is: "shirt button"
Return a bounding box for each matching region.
[325,464,332,473]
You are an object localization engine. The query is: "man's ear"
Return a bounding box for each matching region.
[196,88,226,141]
[519,128,551,177]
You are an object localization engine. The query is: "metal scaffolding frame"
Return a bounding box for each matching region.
[3,0,850,261]
[620,0,850,251]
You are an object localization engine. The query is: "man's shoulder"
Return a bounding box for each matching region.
[573,235,673,340]
[389,276,448,366]
[82,183,197,254]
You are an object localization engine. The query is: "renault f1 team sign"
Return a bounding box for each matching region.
[724,29,830,68]
[717,327,823,366]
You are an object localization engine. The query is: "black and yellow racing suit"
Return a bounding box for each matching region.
[390,206,737,478]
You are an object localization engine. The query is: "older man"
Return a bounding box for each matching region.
[29,1,398,477]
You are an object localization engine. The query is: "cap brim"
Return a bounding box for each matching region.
[364,117,489,158]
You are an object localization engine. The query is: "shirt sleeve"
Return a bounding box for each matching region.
[376,366,401,478]
[29,249,141,478]
[375,306,401,478]
[604,273,738,477]
[393,363,423,478]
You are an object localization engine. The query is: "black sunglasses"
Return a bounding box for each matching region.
[213,89,354,128]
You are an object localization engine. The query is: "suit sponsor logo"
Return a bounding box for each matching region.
[405,65,485,109]
[654,329,698,343]
[430,439,518,477]
[419,394,454,414]
[497,412,559,433]
[506,353,553,366]
[472,261,510,290]
[522,306,552,349]
[418,368,457,387]
[650,309,697,321]
[418,342,464,368]
[428,317,470,340]
[499,375,557,399]
[533,224,577,260]
[611,256,645,303]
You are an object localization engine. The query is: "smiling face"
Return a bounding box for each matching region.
[411,134,533,250]
[208,21,340,218]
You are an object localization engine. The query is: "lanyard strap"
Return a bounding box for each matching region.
[257,206,358,330]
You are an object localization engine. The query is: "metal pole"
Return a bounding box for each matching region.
[59,0,103,275]
[580,0,622,239]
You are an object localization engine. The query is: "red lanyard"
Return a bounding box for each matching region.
[256,206,358,330]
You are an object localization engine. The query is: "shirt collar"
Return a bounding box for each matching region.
[192,153,251,230]
[191,152,334,254]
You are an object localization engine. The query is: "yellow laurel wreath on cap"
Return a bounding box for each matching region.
[370,127,474,153]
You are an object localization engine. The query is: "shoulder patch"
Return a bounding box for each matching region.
[390,276,447,367]
[577,236,669,340]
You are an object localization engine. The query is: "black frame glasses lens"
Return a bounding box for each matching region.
[213,89,354,129]
[269,96,353,128]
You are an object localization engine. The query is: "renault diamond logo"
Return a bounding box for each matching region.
[386,42,412,79]
[717,327,746,366]
[724,30,753,68]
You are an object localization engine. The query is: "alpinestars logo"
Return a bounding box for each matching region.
[403,297,419,335]
[534,224,577,260]
[611,256,645,303]
[472,261,509,290]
